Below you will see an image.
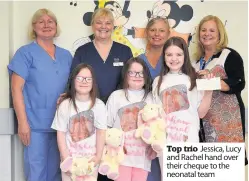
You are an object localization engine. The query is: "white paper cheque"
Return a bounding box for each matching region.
[196,77,221,90]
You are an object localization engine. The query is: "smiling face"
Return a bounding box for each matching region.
[92,16,114,41]
[146,19,170,48]
[75,68,93,96]
[33,14,57,40]
[127,62,145,90]
[165,45,184,73]
[199,20,219,49]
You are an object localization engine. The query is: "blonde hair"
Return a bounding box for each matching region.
[91,8,114,25]
[145,17,170,36]
[28,8,60,40]
[195,15,228,60]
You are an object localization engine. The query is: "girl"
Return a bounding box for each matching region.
[106,57,157,181]
[152,37,213,179]
[51,63,107,181]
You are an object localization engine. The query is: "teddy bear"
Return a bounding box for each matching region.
[98,128,125,180]
[60,156,96,181]
[135,104,166,154]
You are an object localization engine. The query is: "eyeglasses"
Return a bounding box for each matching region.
[128,71,144,78]
[35,20,56,27]
[75,76,93,83]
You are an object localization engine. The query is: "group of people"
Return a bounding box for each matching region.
[8,7,246,181]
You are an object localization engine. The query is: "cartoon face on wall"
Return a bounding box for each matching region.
[147,0,193,29]
[71,0,194,55]
[104,1,130,27]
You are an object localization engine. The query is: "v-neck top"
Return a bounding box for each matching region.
[139,53,162,80]
[71,41,133,103]
[8,41,72,132]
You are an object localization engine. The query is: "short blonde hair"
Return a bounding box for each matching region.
[195,15,228,60]
[145,17,170,41]
[28,8,60,40]
[91,8,114,25]
[145,17,170,33]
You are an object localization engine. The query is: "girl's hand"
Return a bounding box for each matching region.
[18,121,30,146]
[89,156,101,167]
[147,146,157,160]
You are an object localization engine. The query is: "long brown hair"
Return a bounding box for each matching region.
[121,57,152,101]
[157,37,197,95]
[58,63,98,112]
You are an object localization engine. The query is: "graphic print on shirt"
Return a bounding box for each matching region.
[69,110,95,142]
[118,102,148,157]
[160,84,189,114]
[203,65,243,142]
[165,114,191,142]
[118,102,146,132]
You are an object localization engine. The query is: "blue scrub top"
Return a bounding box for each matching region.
[139,54,162,80]
[8,42,72,132]
[71,41,133,102]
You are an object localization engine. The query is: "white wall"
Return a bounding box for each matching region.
[0,2,11,181]
[10,0,248,105]
[0,2,247,180]
[0,1,10,108]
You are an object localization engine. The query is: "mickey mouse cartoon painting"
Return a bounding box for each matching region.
[72,0,143,56]
[72,0,194,54]
[132,0,193,44]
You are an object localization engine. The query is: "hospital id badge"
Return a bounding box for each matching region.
[113,62,124,66]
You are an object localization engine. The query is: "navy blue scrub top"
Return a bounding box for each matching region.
[71,41,133,103]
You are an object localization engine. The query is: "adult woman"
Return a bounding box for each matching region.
[139,17,170,181]
[70,8,133,104]
[8,9,72,181]
[139,17,170,80]
[194,15,247,164]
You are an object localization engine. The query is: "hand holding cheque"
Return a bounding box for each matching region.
[196,70,221,91]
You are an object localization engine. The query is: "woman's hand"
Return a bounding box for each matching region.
[57,93,66,106]
[197,69,211,79]
[202,72,214,79]
[18,121,30,146]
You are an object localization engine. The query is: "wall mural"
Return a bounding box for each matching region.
[70,0,196,56]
